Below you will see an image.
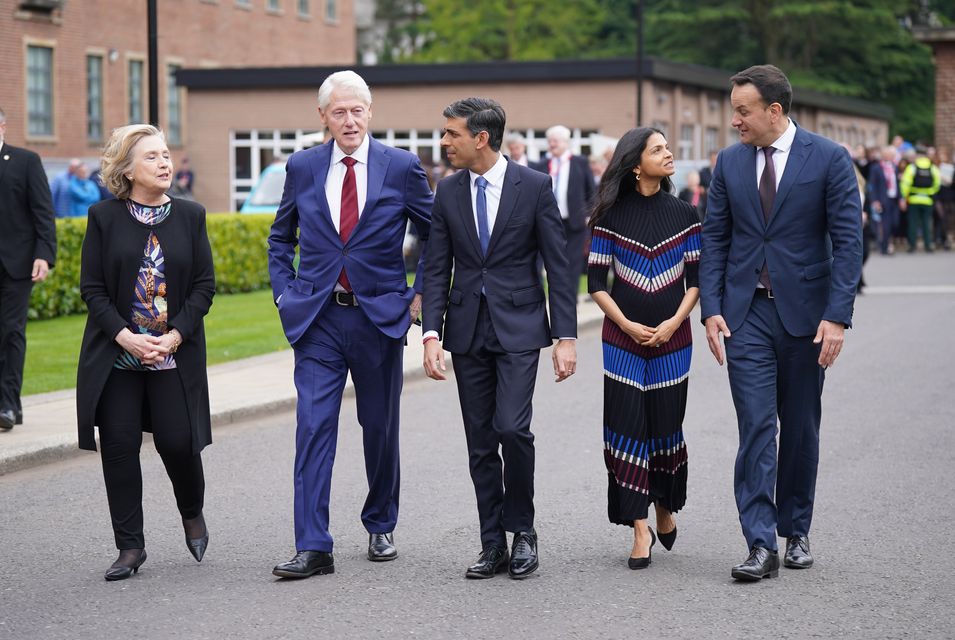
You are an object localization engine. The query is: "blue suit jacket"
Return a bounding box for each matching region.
[866,161,898,212]
[422,160,577,353]
[268,137,433,344]
[700,126,862,337]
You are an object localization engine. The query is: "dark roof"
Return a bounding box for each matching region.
[176,57,891,120]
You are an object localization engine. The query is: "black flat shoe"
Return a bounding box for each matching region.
[658,525,677,551]
[465,545,509,579]
[272,550,335,579]
[783,535,813,569]
[183,514,209,562]
[367,532,397,562]
[104,549,147,581]
[731,546,779,581]
[628,527,656,570]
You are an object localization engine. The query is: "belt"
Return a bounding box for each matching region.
[332,291,359,306]
[754,288,775,299]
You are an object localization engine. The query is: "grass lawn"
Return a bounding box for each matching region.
[23,289,288,396]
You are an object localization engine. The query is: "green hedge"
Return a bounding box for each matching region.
[29,213,275,320]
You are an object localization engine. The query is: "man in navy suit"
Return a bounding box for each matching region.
[867,145,901,255]
[422,98,577,580]
[700,65,862,581]
[268,71,432,578]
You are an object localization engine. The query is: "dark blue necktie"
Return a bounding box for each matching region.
[476,176,490,255]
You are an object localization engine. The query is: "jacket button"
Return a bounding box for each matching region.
[343,249,348,256]
[482,268,487,274]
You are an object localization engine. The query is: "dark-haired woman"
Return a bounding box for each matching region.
[587,128,700,569]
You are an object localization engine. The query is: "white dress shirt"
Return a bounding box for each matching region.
[548,151,572,219]
[756,118,796,190]
[326,135,370,232]
[468,152,508,233]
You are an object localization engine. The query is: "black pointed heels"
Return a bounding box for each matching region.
[628,527,656,570]
[658,525,677,551]
[104,549,147,581]
[183,514,209,562]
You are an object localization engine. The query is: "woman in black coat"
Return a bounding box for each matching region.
[77,124,215,581]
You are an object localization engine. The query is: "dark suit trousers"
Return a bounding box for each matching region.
[292,303,403,552]
[0,263,33,412]
[725,294,824,551]
[97,369,205,550]
[451,298,539,548]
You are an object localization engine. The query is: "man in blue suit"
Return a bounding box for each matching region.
[422,98,577,580]
[700,66,862,581]
[268,71,432,578]
[867,146,901,255]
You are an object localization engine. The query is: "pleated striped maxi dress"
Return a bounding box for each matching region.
[587,189,701,525]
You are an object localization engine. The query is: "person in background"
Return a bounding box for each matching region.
[0,106,56,430]
[678,169,707,221]
[505,132,529,167]
[68,163,101,217]
[174,156,194,193]
[50,158,81,217]
[76,124,216,581]
[589,153,608,186]
[698,150,718,189]
[867,146,900,255]
[899,146,941,252]
[932,147,953,251]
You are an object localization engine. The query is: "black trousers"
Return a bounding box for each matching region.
[451,299,539,549]
[96,369,204,550]
[0,263,33,412]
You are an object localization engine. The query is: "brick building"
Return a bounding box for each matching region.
[0,0,355,167]
[177,57,891,212]
[915,26,955,150]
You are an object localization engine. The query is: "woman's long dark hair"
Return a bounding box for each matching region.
[589,127,672,230]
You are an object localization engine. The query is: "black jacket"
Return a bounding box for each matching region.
[76,197,215,453]
[0,143,56,278]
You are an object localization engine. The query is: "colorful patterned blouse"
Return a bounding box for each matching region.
[114,199,177,371]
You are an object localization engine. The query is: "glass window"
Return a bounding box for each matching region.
[128,59,144,123]
[167,64,183,144]
[267,0,279,10]
[235,0,250,6]
[325,0,337,21]
[297,0,309,15]
[86,55,104,142]
[705,127,719,156]
[26,45,54,137]
[679,124,695,160]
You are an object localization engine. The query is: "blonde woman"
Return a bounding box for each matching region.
[76,125,215,581]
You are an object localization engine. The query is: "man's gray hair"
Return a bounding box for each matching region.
[318,71,372,110]
[505,131,525,145]
[545,125,571,141]
[0,107,6,123]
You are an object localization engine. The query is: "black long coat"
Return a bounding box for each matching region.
[76,197,215,454]
[0,143,57,277]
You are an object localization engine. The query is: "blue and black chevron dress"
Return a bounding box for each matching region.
[587,189,701,525]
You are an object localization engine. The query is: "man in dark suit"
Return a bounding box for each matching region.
[700,66,862,581]
[268,72,432,578]
[866,145,900,255]
[0,107,56,430]
[422,98,577,580]
[531,125,595,298]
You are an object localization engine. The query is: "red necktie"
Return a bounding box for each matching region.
[758,146,776,290]
[338,156,358,291]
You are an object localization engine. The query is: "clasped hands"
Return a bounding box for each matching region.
[115,328,183,366]
[625,317,681,349]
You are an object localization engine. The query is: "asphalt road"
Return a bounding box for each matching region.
[1,253,953,639]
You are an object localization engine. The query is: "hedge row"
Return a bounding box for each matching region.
[28,213,276,320]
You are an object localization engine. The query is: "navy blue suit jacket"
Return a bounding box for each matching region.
[700,126,862,337]
[268,137,433,344]
[866,161,898,212]
[423,160,577,353]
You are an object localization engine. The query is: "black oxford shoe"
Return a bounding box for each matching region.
[0,409,14,431]
[465,546,509,579]
[272,550,335,578]
[104,549,147,581]
[508,530,539,579]
[784,536,813,569]
[367,532,397,562]
[731,546,779,581]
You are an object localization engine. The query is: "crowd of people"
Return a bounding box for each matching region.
[4,61,943,588]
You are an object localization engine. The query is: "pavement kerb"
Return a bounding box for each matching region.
[0,299,604,476]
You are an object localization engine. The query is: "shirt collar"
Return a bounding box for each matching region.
[332,134,370,166]
[763,118,796,153]
[469,152,508,188]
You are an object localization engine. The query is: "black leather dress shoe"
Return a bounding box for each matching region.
[272,550,335,578]
[0,409,15,431]
[783,535,813,569]
[465,546,509,579]
[508,530,539,579]
[628,527,656,570]
[367,532,397,562]
[731,546,779,581]
[104,549,147,581]
[15,409,22,425]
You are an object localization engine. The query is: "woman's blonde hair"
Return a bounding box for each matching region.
[100,124,165,200]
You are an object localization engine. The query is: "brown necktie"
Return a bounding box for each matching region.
[758,146,776,290]
[338,156,358,291]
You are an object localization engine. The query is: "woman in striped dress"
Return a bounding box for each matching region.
[587,128,701,569]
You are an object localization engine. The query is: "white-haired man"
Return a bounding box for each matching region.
[532,125,594,298]
[268,71,433,578]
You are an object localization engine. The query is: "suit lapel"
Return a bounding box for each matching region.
[486,160,520,257]
[739,145,764,227]
[306,143,339,240]
[768,128,812,225]
[351,138,390,242]
[455,171,483,258]
[0,146,12,187]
